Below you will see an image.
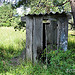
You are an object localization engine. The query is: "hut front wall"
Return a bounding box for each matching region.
[25,14,69,63]
[33,17,43,63]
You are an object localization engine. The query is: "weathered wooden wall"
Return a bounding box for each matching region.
[32,16,43,63]
[26,16,33,62]
[25,14,69,63]
[44,21,57,49]
[57,18,68,51]
[26,16,43,63]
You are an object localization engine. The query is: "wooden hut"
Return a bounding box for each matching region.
[22,12,71,63]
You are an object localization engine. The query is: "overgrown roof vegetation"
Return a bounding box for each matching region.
[12,0,71,14]
[30,0,71,14]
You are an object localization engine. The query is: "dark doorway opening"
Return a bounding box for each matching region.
[43,23,46,50]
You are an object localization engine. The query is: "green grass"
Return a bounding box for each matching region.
[0,27,26,59]
[0,27,75,75]
[68,30,75,50]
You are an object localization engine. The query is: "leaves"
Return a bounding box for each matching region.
[29,0,71,14]
[0,4,14,27]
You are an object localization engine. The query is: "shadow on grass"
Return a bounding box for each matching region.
[0,45,20,59]
[0,40,26,73]
[0,39,26,59]
[68,40,75,50]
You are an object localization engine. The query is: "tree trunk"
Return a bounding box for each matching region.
[70,0,75,29]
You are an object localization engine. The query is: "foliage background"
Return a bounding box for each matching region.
[0,4,20,27]
[14,0,71,14]
[29,0,71,14]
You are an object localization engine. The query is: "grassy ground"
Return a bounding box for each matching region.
[0,27,75,75]
[68,30,75,49]
[0,27,26,59]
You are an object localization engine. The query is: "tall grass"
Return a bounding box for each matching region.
[68,30,75,50]
[0,27,26,59]
[0,27,75,75]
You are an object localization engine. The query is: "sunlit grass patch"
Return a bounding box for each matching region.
[0,27,26,59]
[68,30,75,49]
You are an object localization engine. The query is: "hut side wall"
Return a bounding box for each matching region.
[57,17,68,51]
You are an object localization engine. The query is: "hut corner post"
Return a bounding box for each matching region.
[57,17,68,51]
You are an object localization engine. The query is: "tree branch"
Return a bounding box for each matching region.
[56,0,70,6]
[38,0,71,8]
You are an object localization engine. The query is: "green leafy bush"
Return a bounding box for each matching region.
[0,59,4,72]
[41,48,75,74]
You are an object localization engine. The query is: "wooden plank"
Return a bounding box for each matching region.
[57,21,61,50]
[49,21,53,48]
[57,18,68,51]
[51,21,57,45]
[45,23,51,45]
[26,16,33,62]
[45,24,48,66]
[33,16,43,63]
[46,20,57,49]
